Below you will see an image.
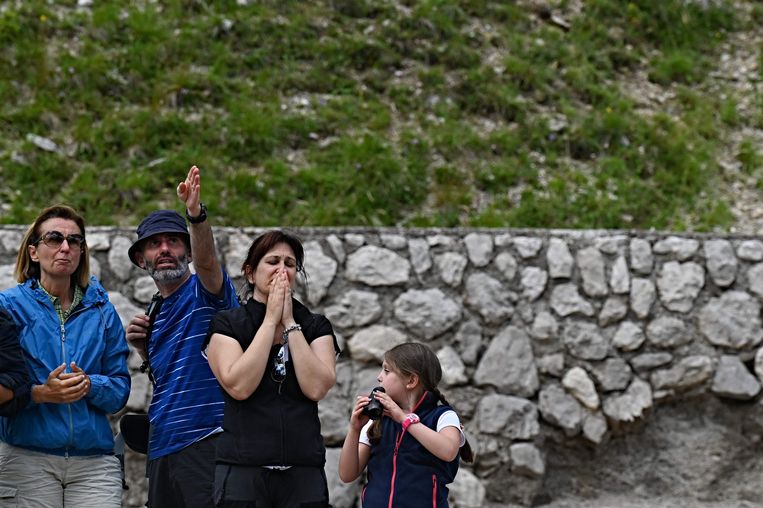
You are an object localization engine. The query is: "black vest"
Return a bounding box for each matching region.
[208,298,337,466]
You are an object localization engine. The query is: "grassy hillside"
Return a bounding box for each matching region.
[1,0,761,229]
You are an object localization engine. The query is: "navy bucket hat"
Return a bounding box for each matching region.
[128,210,190,267]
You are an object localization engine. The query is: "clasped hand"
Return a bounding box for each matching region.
[36,362,91,404]
[264,270,295,328]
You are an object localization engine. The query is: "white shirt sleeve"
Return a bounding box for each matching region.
[359,420,374,447]
[359,411,466,448]
[437,410,466,447]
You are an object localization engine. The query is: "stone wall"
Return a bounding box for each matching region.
[2,226,763,507]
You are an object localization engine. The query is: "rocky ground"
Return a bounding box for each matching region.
[537,497,762,507]
[522,4,763,503]
[517,394,763,508]
[487,495,762,507]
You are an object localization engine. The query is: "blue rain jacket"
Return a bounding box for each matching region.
[0,277,130,456]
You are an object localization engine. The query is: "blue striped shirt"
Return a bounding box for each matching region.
[147,272,238,459]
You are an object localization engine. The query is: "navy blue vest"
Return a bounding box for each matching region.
[363,391,460,508]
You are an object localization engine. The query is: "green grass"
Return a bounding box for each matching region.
[739,139,763,176]
[0,0,747,230]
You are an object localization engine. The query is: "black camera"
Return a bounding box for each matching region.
[362,386,385,420]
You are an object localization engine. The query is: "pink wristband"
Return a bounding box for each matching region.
[402,413,420,432]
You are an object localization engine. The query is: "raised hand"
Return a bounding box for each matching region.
[373,390,406,424]
[177,165,201,215]
[349,395,372,431]
[280,270,295,327]
[264,273,286,327]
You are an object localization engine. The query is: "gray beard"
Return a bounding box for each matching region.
[145,254,189,282]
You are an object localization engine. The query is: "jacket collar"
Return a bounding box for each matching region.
[25,276,108,308]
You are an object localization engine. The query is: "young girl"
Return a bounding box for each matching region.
[339,342,473,508]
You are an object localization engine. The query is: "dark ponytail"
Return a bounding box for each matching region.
[431,387,474,463]
[367,418,383,444]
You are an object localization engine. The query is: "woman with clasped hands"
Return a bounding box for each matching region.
[0,205,130,508]
[203,230,340,508]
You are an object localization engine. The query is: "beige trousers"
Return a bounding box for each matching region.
[0,442,122,508]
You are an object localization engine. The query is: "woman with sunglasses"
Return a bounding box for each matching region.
[0,205,130,508]
[204,230,340,508]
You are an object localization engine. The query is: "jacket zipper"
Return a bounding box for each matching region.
[60,321,73,457]
[61,304,89,458]
[432,474,437,508]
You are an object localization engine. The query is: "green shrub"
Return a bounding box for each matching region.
[738,139,762,174]
[649,50,706,85]
[0,0,747,232]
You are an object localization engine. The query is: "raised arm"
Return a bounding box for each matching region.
[206,331,271,401]
[178,165,224,295]
[338,395,373,483]
[404,421,461,462]
[206,278,286,400]
[289,334,337,401]
[376,391,462,462]
[279,272,336,400]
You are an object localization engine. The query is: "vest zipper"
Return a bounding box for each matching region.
[388,428,406,508]
[386,393,430,508]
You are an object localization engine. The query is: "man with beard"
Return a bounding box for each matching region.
[126,165,239,507]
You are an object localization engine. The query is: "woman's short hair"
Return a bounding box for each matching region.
[15,204,90,288]
[241,230,305,283]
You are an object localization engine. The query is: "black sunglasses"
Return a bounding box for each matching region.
[34,231,86,250]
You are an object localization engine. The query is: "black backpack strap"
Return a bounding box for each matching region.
[139,292,164,386]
